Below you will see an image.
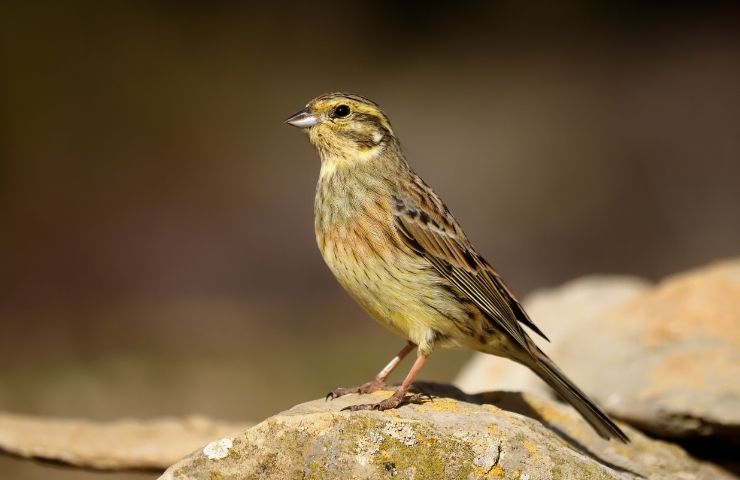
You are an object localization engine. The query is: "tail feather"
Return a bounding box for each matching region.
[528,349,629,443]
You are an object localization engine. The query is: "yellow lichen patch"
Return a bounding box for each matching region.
[423,434,439,447]
[522,440,538,454]
[527,398,570,425]
[488,464,506,477]
[369,390,396,397]
[481,404,504,416]
[469,464,495,478]
[417,398,462,413]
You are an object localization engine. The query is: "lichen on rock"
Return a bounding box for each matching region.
[159,384,733,480]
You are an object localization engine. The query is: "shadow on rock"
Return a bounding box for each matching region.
[412,381,644,478]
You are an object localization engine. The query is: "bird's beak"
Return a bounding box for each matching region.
[285,108,320,128]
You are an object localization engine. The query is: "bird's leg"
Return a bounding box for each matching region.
[342,351,429,411]
[326,342,415,400]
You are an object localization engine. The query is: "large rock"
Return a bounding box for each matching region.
[0,412,249,470]
[159,385,734,480]
[455,259,740,440]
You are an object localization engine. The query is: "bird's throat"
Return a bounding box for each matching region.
[318,147,383,179]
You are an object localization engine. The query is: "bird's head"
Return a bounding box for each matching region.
[286,93,396,164]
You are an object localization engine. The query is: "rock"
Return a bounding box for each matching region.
[0,412,250,470]
[159,384,735,480]
[455,259,740,441]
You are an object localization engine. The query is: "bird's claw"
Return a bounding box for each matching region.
[409,391,433,403]
[340,390,431,412]
[325,379,387,401]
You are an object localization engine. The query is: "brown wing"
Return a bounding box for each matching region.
[392,193,549,350]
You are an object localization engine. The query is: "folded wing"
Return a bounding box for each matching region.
[392,194,549,349]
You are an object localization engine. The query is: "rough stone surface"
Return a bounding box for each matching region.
[159,384,735,480]
[0,412,250,470]
[455,259,740,440]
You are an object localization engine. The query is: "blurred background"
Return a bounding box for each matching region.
[1,2,739,478]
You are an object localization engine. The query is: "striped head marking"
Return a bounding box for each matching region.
[286,93,395,163]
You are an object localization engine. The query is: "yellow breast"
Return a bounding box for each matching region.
[315,198,467,349]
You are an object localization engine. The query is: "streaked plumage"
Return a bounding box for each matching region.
[286,93,628,442]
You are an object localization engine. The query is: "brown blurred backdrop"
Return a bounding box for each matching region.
[1,2,739,478]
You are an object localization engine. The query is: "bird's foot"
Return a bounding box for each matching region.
[326,378,387,401]
[340,388,430,412]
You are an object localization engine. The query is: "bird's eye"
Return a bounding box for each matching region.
[333,104,351,118]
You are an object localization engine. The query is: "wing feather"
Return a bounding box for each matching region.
[392,194,549,348]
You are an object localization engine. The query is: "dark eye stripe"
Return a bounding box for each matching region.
[352,112,383,125]
[345,130,381,148]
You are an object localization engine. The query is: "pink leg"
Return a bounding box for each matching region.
[342,351,429,411]
[327,342,415,400]
[375,342,416,382]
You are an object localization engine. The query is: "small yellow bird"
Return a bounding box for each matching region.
[286,93,628,442]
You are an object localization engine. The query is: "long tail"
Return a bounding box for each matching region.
[526,348,629,442]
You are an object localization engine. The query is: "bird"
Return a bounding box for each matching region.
[285,92,629,442]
